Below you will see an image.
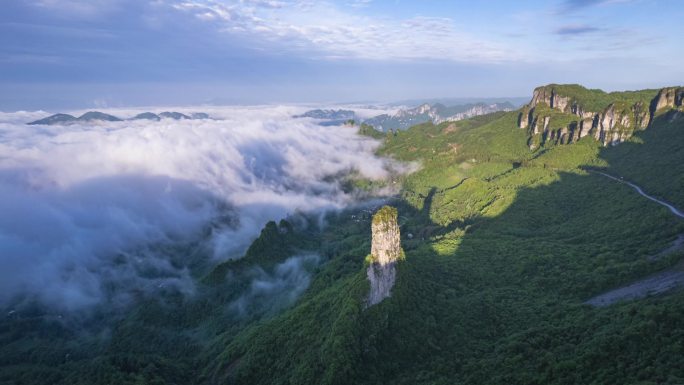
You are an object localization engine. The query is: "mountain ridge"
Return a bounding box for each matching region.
[365,101,514,131]
[27,110,213,125]
[4,83,684,385]
[518,84,683,149]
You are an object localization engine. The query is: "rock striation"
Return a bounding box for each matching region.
[366,206,403,306]
[518,84,683,149]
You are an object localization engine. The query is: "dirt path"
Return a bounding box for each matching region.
[649,234,684,261]
[586,266,684,307]
[586,172,684,307]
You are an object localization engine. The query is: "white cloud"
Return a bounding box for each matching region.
[230,254,320,316]
[0,105,402,311]
[169,0,518,62]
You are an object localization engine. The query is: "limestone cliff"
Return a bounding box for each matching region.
[366,205,403,306]
[651,87,684,113]
[518,84,683,149]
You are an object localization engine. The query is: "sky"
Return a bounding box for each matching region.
[1,0,682,109]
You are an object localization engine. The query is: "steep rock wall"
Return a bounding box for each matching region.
[519,85,682,149]
[366,206,402,306]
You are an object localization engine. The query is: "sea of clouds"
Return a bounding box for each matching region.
[0,105,402,312]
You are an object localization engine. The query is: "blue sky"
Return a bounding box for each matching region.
[1,0,682,109]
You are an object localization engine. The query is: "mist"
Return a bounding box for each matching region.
[0,105,399,311]
[230,254,321,317]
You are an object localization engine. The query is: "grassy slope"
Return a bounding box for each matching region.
[539,84,659,112]
[3,104,684,385]
[210,110,684,384]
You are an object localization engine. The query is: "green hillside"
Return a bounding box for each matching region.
[2,87,684,385]
[535,84,658,112]
[206,99,684,384]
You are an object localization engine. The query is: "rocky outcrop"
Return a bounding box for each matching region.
[518,85,683,149]
[651,87,684,113]
[366,206,403,306]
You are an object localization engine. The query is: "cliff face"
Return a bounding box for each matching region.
[367,206,402,306]
[652,87,684,112]
[518,85,682,149]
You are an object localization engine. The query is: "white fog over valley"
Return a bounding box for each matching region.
[0,105,405,311]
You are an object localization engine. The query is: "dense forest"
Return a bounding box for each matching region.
[3,85,684,385]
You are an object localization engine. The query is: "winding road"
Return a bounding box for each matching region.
[586,171,684,307]
[593,171,684,218]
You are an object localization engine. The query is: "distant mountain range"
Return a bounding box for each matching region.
[293,109,356,126]
[294,102,515,131]
[364,102,514,131]
[27,111,212,125]
[388,96,528,108]
[294,109,356,120]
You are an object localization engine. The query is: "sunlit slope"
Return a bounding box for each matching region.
[2,92,683,385]
[214,108,684,384]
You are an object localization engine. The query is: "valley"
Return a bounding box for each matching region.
[2,84,684,385]
[4,1,684,384]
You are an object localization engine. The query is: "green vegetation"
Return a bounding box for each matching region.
[3,90,684,385]
[208,104,684,384]
[371,205,397,226]
[523,84,664,149]
[599,112,684,208]
[357,122,386,139]
[538,84,658,112]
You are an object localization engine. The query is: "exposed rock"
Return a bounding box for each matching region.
[651,87,684,116]
[367,263,397,307]
[519,84,683,149]
[530,86,552,108]
[551,91,570,112]
[366,206,402,306]
[633,102,651,129]
[517,108,529,129]
[586,270,684,307]
[435,103,512,123]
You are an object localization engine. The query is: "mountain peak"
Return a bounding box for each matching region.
[518,84,683,149]
[78,111,122,122]
[367,205,403,306]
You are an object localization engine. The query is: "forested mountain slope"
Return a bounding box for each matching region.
[3,85,684,385]
[211,85,684,384]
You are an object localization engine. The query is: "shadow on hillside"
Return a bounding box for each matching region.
[5,114,684,385]
[168,113,684,385]
[348,113,684,384]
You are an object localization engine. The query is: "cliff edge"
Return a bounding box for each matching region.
[366,206,403,306]
[517,84,683,149]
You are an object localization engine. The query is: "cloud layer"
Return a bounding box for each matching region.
[0,105,397,311]
[230,254,321,316]
[170,1,514,62]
